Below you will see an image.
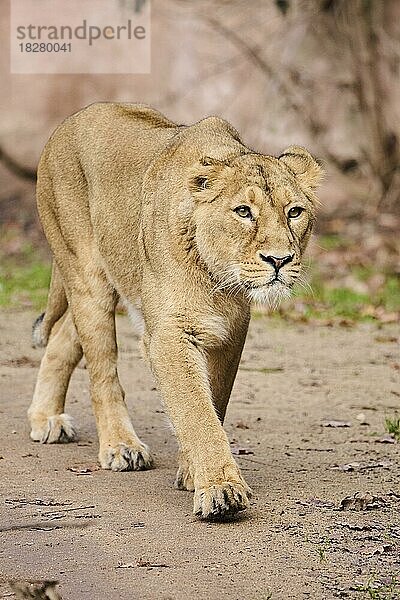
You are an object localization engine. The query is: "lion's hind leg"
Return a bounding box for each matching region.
[28,311,82,443]
[32,263,68,349]
[62,264,153,472]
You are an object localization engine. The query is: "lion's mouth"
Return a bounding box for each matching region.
[242,276,292,290]
[211,267,294,306]
[240,276,293,308]
[268,276,286,285]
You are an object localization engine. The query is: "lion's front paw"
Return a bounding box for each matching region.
[99,442,153,472]
[193,481,251,520]
[30,413,76,444]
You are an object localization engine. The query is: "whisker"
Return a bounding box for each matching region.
[210,267,240,295]
[293,270,314,298]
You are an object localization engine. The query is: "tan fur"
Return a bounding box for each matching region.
[28,103,323,520]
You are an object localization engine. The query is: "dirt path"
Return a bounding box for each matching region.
[0,311,399,599]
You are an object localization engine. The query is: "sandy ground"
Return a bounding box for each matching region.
[0,311,399,600]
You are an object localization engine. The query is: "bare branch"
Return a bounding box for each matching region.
[203,15,345,170]
[0,145,36,181]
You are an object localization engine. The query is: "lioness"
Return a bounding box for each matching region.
[29,103,323,520]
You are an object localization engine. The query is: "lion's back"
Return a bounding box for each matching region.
[37,102,182,228]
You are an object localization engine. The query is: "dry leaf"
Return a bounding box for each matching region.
[372,543,394,555]
[1,356,41,368]
[235,420,249,430]
[332,460,391,472]
[339,492,386,511]
[322,420,352,428]
[137,559,169,568]
[231,445,254,455]
[296,497,335,509]
[356,413,369,425]
[67,464,99,475]
[374,335,398,343]
[375,433,396,444]
[377,311,399,324]
[338,318,355,328]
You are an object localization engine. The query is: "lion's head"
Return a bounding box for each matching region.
[185,146,323,307]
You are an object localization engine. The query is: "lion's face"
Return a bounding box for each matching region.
[187,147,323,306]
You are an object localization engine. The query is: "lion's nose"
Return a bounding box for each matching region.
[259,253,293,271]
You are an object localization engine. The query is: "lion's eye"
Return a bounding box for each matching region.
[288,206,304,219]
[234,205,253,219]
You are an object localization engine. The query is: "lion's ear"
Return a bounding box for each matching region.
[188,157,231,199]
[279,146,323,191]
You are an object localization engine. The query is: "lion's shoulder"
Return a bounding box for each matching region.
[71,102,179,130]
[191,115,242,142]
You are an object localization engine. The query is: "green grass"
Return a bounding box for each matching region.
[318,234,348,250]
[315,285,370,318]
[377,276,400,312]
[384,416,400,441]
[316,537,330,563]
[354,575,399,600]
[288,266,400,321]
[0,252,51,310]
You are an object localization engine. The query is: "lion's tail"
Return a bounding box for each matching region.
[32,262,68,348]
